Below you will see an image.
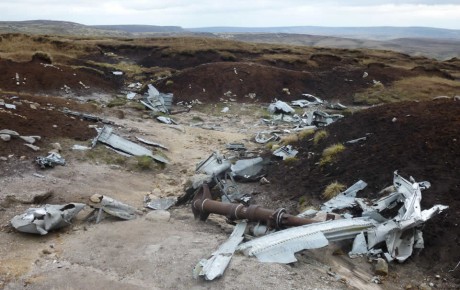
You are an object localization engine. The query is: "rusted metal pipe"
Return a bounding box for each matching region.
[192,183,318,229]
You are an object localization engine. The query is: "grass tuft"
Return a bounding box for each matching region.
[313,130,328,145]
[319,143,345,166]
[322,181,346,200]
[298,128,315,140]
[281,134,299,145]
[136,155,153,170]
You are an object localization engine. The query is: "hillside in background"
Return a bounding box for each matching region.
[0,20,459,60]
[188,26,460,40]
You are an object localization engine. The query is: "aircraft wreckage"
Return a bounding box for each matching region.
[192,171,448,280]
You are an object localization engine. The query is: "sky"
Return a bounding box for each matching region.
[1,0,460,29]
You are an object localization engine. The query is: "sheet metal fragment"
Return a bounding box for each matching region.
[36,152,66,168]
[194,222,247,280]
[11,203,85,235]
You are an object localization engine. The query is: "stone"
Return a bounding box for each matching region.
[24,144,40,151]
[260,177,270,185]
[20,136,36,144]
[6,190,53,204]
[145,210,170,222]
[90,194,103,203]
[30,104,37,110]
[0,129,19,136]
[418,283,431,290]
[374,258,388,276]
[0,134,11,141]
[152,188,162,196]
[0,157,7,161]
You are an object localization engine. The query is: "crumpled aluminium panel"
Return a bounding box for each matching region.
[237,218,376,263]
[11,203,85,235]
[36,152,66,168]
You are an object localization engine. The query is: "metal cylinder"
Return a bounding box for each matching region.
[192,183,317,229]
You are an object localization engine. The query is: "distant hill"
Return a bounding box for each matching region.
[92,25,184,33]
[224,33,460,60]
[0,20,185,36]
[0,20,458,59]
[187,26,460,41]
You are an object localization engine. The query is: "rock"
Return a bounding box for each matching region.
[260,177,270,185]
[152,188,162,196]
[24,144,40,151]
[392,117,397,123]
[418,283,431,290]
[405,284,413,289]
[30,104,37,110]
[0,134,11,141]
[90,194,103,203]
[6,190,53,204]
[374,258,388,276]
[454,95,460,101]
[0,129,19,136]
[20,136,36,144]
[0,157,7,161]
[435,275,441,279]
[145,210,170,222]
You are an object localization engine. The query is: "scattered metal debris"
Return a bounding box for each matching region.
[93,126,168,164]
[145,197,176,210]
[126,92,136,100]
[36,152,66,168]
[71,144,91,150]
[136,137,169,150]
[5,104,16,110]
[156,116,177,125]
[194,221,247,281]
[310,111,344,127]
[291,95,323,107]
[11,203,85,235]
[327,102,348,110]
[273,145,298,160]
[226,143,246,151]
[320,180,367,213]
[268,100,295,114]
[88,194,138,223]
[196,152,231,176]
[231,157,265,181]
[345,137,367,145]
[63,109,113,125]
[255,131,280,144]
[141,84,173,114]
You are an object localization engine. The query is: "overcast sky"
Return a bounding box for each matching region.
[1,0,460,29]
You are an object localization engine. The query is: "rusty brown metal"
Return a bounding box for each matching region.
[192,183,318,229]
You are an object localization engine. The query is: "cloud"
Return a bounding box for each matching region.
[0,1,459,29]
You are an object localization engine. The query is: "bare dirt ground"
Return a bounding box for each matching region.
[1,91,458,290]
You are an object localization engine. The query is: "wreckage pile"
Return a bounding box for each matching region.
[265,99,460,275]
